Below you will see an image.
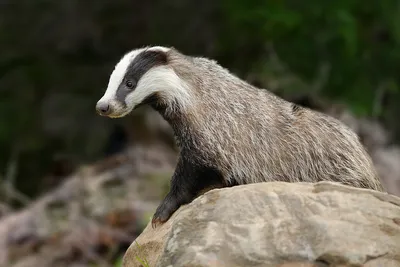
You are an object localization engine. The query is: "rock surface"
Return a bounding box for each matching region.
[123,181,400,267]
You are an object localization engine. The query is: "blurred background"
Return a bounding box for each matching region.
[1,0,400,266]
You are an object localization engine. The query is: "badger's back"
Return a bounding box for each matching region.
[169,52,384,192]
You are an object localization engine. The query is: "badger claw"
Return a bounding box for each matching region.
[151,217,164,229]
[151,193,181,229]
[151,207,173,229]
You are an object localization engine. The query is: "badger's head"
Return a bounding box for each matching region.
[96,46,190,118]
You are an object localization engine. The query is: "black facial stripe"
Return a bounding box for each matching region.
[116,50,168,105]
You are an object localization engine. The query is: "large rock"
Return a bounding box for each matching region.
[122,181,400,267]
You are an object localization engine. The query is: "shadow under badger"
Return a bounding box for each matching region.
[96,46,385,228]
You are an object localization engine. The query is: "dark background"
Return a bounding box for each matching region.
[0,0,399,265]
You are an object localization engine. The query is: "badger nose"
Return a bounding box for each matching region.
[96,101,111,115]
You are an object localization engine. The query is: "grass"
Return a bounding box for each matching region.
[114,256,123,267]
[134,241,150,267]
[112,241,150,267]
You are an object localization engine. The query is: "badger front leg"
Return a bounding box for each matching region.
[151,155,224,229]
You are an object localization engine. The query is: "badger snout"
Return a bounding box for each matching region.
[96,101,112,116]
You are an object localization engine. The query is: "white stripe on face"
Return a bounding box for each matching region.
[99,48,146,104]
[96,46,190,118]
[125,65,192,111]
[105,46,170,101]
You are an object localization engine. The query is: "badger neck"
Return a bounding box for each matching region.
[149,98,197,150]
[147,55,218,149]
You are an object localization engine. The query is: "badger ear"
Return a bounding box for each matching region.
[137,49,169,68]
[151,49,169,64]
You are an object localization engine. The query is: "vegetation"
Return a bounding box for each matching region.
[134,242,150,267]
[221,0,400,117]
[0,0,399,204]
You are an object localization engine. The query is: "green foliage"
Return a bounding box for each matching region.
[114,256,123,267]
[134,241,150,267]
[221,0,400,117]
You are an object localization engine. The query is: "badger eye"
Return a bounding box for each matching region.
[125,80,135,89]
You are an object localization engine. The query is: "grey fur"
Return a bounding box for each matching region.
[99,46,385,227]
[164,48,384,191]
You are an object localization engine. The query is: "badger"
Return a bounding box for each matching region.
[96,46,385,228]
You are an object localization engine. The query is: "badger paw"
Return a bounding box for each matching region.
[151,216,165,229]
[151,195,181,229]
[151,209,171,229]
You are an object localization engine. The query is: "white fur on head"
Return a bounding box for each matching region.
[97,48,145,117]
[126,66,192,115]
[97,46,192,118]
